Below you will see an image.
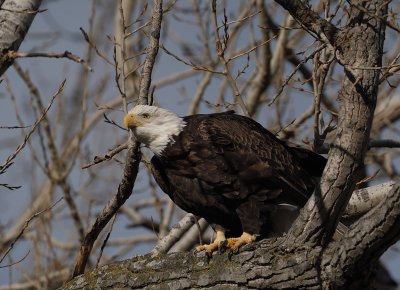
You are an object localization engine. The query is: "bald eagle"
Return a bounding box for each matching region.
[124,105,326,252]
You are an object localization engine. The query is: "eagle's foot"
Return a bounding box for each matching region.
[195,240,226,254]
[195,228,226,254]
[226,232,256,253]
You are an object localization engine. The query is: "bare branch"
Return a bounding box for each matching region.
[5,50,93,71]
[80,27,115,66]
[137,0,163,104]
[344,181,396,219]
[211,0,249,116]
[72,144,142,278]
[151,214,197,256]
[0,198,63,265]
[72,0,163,278]
[0,79,66,175]
[268,45,326,106]
[274,0,338,44]
[81,142,128,169]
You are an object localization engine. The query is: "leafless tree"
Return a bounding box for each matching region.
[1,0,400,289]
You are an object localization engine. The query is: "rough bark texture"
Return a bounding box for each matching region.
[62,240,326,290]
[0,0,43,76]
[60,183,400,289]
[281,0,387,246]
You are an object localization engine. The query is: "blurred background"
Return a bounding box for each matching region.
[0,0,399,288]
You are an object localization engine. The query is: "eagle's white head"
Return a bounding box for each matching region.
[123,105,186,155]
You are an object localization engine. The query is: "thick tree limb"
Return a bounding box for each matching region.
[62,181,399,289]
[273,0,337,44]
[63,240,328,290]
[283,0,388,246]
[344,181,396,219]
[345,183,400,264]
[325,183,400,287]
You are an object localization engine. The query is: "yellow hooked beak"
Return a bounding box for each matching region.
[123,113,144,128]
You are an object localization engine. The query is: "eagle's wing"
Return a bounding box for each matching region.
[184,113,320,205]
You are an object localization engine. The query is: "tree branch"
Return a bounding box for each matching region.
[72,143,141,277]
[0,79,65,175]
[284,0,388,246]
[137,0,163,105]
[274,0,338,45]
[328,183,400,284]
[62,180,399,289]
[71,0,163,278]
[344,181,396,220]
[151,213,197,255]
[6,50,92,71]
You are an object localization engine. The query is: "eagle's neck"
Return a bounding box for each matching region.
[135,116,186,156]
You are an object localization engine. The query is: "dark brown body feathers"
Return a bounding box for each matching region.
[151,111,326,237]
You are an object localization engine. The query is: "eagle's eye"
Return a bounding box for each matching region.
[142,113,150,119]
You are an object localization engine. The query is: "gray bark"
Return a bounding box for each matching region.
[277,0,387,246]
[0,0,43,76]
[60,182,400,289]
[344,181,396,220]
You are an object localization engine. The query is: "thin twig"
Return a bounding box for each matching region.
[0,198,63,264]
[80,27,115,66]
[82,142,128,169]
[217,10,261,29]
[0,183,21,190]
[118,0,128,114]
[6,51,92,71]
[103,113,128,131]
[227,36,276,62]
[268,44,326,106]
[0,250,30,269]
[0,7,47,14]
[211,0,249,116]
[0,80,66,175]
[369,139,400,149]
[96,214,118,268]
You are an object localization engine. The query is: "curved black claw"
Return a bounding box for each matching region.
[192,248,199,256]
[227,249,234,260]
[192,248,212,262]
[217,240,228,254]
